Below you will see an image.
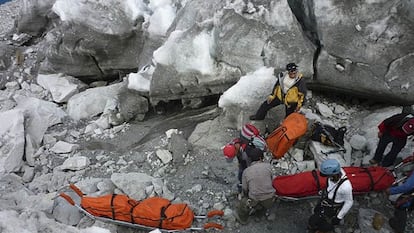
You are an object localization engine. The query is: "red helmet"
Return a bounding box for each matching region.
[223,144,237,159]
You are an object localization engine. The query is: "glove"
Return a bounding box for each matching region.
[377,131,383,138]
[266,96,274,104]
[331,216,341,225]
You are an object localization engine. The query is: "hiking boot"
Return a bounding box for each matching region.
[369,159,378,166]
[388,218,403,233]
[233,211,248,225]
[249,115,257,120]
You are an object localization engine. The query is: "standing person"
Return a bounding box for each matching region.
[385,171,414,233]
[249,63,307,120]
[369,113,414,167]
[308,159,353,233]
[234,147,275,224]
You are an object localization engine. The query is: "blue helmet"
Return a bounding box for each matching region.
[320,159,341,176]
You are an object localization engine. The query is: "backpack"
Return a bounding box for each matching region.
[266,112,308,159]
[240,123,260,143]
[400,115,414,135]
[310,122,346,147]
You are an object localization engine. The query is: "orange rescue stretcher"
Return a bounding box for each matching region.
[58,184,224,232]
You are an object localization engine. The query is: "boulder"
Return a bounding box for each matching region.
[310,0,414,103]
[0,109,25,173]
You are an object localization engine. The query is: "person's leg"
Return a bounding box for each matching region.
[308,214,334,233]
[235,197,251,224]
[285,103,297,117]
[258,197,275,216]
[251,99,282,120]
[371,133,392,164]
[381,137,407,167]
[389,208,407,233]
[237,166,244,193]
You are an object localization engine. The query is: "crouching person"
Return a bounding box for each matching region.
[308,159,353,233]
[234,147,275,224]
[385,171,414,233]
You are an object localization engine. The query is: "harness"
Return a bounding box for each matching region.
[318,177,348,218]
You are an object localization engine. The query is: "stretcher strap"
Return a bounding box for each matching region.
[129,200,139,224]
[204,222,224,230]
[69,183,84,197]
[311,170,321,192]
[158,202,171,229]
[207,209,224,218]
[332,178,348,201]
[362,167,375,191]
[110,194,116,220]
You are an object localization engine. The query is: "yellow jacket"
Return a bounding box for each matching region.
[268,72,306,108]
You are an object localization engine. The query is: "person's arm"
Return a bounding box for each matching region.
[390,173,414,195]
[267,73,282,102]
[336,183,353,219]
[295,76,306,109]
[378,121,386,135]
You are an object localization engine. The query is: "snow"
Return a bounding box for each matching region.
[128,73,151,92]
[1,1,414,232]
[53,0,149,34]
[218,67,275,109]
[147,0,176,36]
[153,30,215,75]
[127,64,154,92]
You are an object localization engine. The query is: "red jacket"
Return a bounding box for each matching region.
[378,113,412,139]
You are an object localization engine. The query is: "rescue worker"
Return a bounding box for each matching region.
[250,63,307,120]
[369,112,414,167]
[385,170,414,233]
[223,136,267,194]
[233,147,275,224]
[308,159,353,233]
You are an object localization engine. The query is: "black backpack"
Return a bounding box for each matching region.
[310,122,346,147]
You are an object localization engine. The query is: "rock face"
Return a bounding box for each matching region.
[307,0,414,103]
[15,0,414,113]
[38,0,146,79]
[17,0,56,36]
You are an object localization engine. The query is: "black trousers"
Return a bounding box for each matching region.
[253,98,297,120]
[389,208,408,233]
[307,203,336,232]
[372,131,407,167]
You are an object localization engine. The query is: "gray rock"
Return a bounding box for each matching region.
[40,18,144,78]
[0,109,25,173]
[59,156,90,171]
[358,208,392,233]
[316,103,334,118]
[111,172,153,200]
[0,43,15,73]
[350,134,367,151]
[67,82,124,121]
[117,89,149,122]
[17,0,56,36]
[311,0,414,104]
[37,73,87,103]
[52,191,82,226]
[168,133,190,166]
[49,141,79,154]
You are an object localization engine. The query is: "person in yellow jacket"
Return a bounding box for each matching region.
[250,63,307,120]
